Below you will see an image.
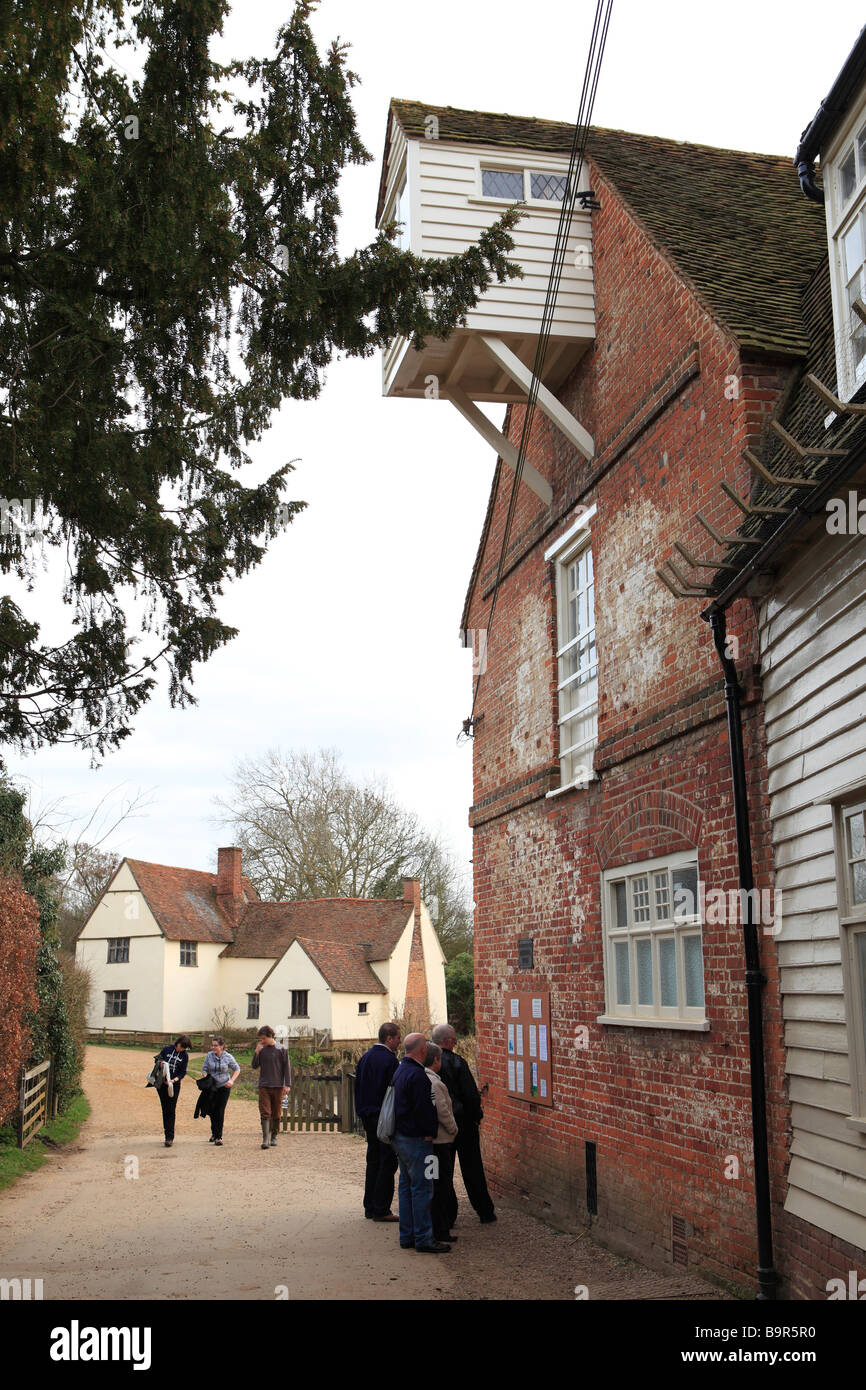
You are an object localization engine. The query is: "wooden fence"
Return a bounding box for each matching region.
[279,1066,363,1134]
[18,1059,55,1149]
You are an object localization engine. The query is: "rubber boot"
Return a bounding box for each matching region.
[261,1118,271,1150]
[270,1126,278,1147]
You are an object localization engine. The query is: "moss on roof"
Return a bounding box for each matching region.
[387,99,827,359]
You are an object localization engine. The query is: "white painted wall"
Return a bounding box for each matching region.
[759,526,866,1250]
[259,941,332,1038]
[161,941,225,1034]
[386,912,414,1018]
[75,863,165,1030]
[331,993,385,1042]
[421,901,449,1028]
[389,136,595,339]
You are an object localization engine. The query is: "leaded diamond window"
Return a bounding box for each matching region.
[530,170,567,201]
[481,167,523,199]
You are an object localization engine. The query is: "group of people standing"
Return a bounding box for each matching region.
[354,1022,495,1253]
[152,1027,288,1147]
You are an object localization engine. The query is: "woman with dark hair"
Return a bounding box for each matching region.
[154,1036,191,1147]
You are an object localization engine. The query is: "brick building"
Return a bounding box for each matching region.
[377,68,866,1296]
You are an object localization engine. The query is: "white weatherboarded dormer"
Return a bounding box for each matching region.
[376,101,597,502]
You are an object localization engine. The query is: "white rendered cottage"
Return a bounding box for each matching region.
[75,847,447,1041]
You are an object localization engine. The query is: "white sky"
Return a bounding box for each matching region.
[6,0,863,882]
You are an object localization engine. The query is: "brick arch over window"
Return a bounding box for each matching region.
[594,790,703,870]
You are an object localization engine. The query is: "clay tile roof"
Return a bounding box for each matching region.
[126,859,257,944]
[294,937,387,994]
[220,897,412,966]
[385,100,827,359]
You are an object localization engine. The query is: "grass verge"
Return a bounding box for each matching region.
[0,1093,92,1192]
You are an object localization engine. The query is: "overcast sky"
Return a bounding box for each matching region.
[6,0,863,886]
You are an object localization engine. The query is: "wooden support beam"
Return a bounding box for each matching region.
[478,334,594,462]
[696,511,763,548]
[745,448,813,490]
[447,386,553,505]
[720,480,790,517]
[771,419,847,458]
[805,372,866,416]
[674,540,738,571]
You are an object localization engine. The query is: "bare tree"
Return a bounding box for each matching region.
[214,748,472,959]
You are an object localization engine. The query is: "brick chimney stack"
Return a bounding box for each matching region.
[403,878,421,910]
[217,846,244,921]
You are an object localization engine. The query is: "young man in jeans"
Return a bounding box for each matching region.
[251,1024,291,1149]
[391,1033,450,1254]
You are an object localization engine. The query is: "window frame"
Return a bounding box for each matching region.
[598,850,709,1031]
[106,937,130,964]
[831,792,866,1126]
[290,989,309,1019]
[544,505,598,795]
[179,940,198,968]
[104,989,128,1018]
[247,993,260,1021]
[358,1001,368,1015]
[823,96,866,401]
[475,154,576,208]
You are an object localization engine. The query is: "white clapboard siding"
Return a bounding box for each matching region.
[759,528,866,1247]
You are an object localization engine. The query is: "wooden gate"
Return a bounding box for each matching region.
[280,1066,358,1133]
[18,1060,53,1149]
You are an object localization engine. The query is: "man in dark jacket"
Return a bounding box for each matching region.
[392,1034,449,1254]
[432,1023,496,1225]
[353,1022,401,1221]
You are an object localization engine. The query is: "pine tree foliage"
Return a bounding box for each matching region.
[0,0,520,754]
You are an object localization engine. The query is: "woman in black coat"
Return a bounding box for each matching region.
[154,1036,191,1147]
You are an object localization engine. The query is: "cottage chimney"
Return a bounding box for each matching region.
[217,846,244,920]
[403,878,421,909]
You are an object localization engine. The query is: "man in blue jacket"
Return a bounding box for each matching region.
[354,1022,401,1221]
[392,1033,450,1254]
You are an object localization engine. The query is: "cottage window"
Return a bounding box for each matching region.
[599,853,707,1029]
[290,990,309,1018]
[107,937,130,964]
[247,993,260,1020]
[833,796,866,1123]
[480,165,568,204]
[104,990,128,1017]
[358,1001,368,1015]
[545,507,599,793]
[179,940,197,967]
[826,111,866,398]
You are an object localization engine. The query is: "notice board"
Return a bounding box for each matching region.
[505,990,553,1106]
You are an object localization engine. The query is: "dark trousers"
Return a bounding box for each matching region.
[431,1142,455,1240]
[362,1113,399,1216]
[157,1082,181,1140]
[447,1122,495,1224]
[209,1085,231,1139]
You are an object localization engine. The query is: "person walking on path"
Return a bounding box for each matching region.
[353,1022,401,1221]
[392,1033,449,1254]
[432,1023,496,1225]
[424,1042,459,1244]
[252,1025,291,1150]
[199,1036,240,1146]
[154,1035,190,1147]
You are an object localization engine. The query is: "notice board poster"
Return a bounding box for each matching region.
[505,991,552,1106]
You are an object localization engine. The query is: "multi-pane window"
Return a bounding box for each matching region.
[602,856,706,1026]
[247,993,260,1020]
[830,117,866,397]
[104,990,128,1017]
[835,798,866,1119]
[556,543,597,786]
[481,166,569,203]
[290,990,309,1018]
[179,941,197,967]
[107,937,129,963]
[358,1002,368,1015]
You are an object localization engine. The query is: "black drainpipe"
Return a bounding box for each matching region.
[705,607,779,1301]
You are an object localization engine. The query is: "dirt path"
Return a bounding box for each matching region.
[0,1047,722,1301]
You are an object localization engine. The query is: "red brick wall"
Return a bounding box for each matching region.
[463,162,854,1296]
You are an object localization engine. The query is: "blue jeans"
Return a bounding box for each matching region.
[392,1133,435,1249]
